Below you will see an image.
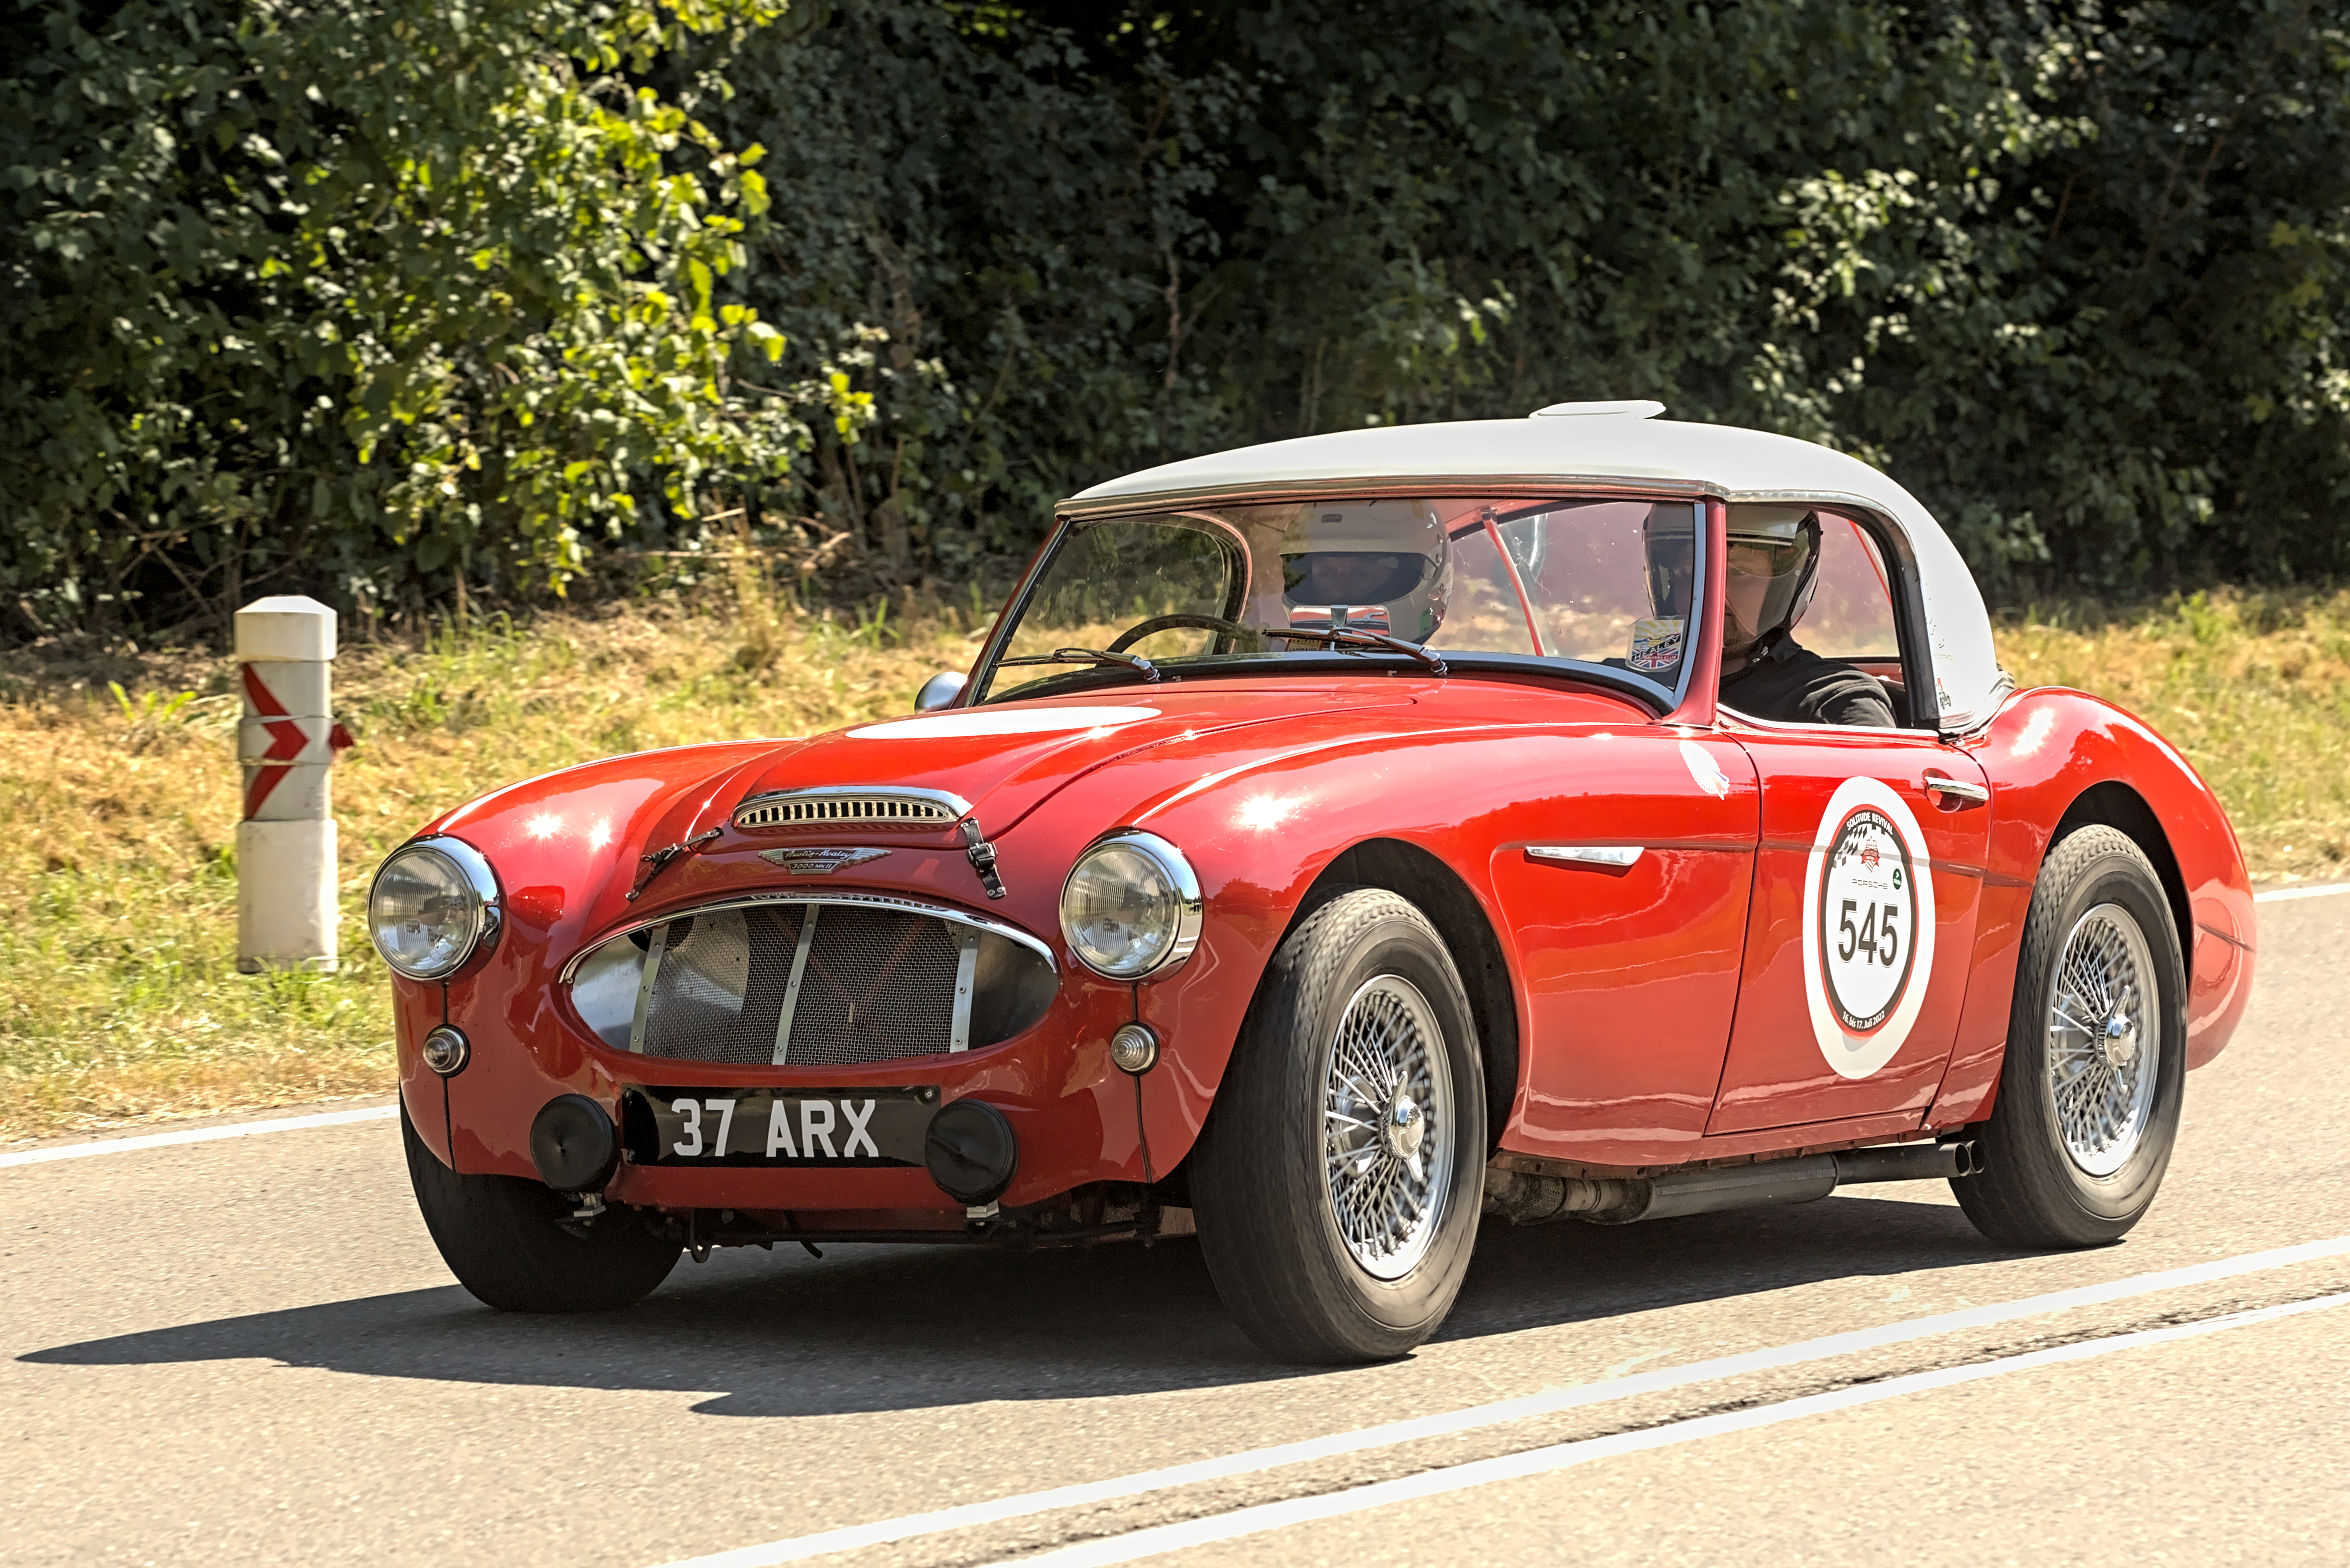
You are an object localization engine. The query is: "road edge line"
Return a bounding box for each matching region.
[650,1234,2350,1568]
[2253,884,2350,903]
[0,1104,399,1169]
[985,1289,2350,1568]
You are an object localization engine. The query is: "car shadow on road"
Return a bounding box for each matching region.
[21,1188,2009,1417]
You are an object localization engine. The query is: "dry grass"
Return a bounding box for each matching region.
[0,570,984,1141]
[1996,586,2350,885]
[4,580,2344,1141]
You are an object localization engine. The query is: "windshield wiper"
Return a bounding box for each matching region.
[996,647,1159,682]
[1259,626,1448,675]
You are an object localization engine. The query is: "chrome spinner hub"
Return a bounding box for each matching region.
[1385,1093,1426,1160]
[2101,1011,2140,1070]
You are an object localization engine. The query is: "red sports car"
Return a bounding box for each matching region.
[371,402,2254,1363]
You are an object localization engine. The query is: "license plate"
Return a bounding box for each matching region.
[623,1086,938,1167]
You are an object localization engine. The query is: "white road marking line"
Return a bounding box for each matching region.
[2253,883,2350,903]
[651,1234,2350,1568]
[989,1290,2350,1568]
[0,1104,398,1169]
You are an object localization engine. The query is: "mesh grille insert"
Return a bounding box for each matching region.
[785,906,963,1066]
[600,899,1054,1067]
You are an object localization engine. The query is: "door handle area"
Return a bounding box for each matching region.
[1923,775,1989,806]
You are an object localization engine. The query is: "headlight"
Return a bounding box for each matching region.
[368,838,501,980]
[1060,830,1203,979]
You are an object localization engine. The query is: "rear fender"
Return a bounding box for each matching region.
[1932,690,2254,1127]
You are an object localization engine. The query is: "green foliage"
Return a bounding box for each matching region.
[712,0,2350,592]
[0,0,818,632]
[7,0,2349,632]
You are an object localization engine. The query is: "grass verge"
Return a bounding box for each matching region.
[5,584,2345,1140]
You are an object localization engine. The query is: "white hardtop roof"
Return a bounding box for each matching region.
[1067,411,2006,732]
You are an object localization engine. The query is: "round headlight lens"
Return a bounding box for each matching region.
[370,844,487,979]
[1060,833,1201,979]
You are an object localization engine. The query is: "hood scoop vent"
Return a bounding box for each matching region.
[733,786,971,833]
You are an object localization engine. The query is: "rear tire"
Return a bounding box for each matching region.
[403,1102,681,1311]
[1192,888,1487,1364]
[1956,826,2185,1247]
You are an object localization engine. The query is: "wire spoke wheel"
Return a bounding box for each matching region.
[2044,901,2160,1178]
[1320,973,1453,1280]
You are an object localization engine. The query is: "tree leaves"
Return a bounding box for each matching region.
[7,0,2348,635]
[2,0,799,630]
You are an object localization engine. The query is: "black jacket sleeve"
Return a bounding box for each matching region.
[1720,643,1898,727]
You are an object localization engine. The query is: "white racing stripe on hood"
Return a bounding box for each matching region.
[848,707,1162,740]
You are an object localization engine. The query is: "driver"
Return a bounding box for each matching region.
[1717,506,1895,727]
[1278,501,1452,642]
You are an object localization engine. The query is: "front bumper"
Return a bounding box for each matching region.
[399,944,1151,1215]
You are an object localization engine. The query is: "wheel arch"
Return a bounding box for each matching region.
[1297,837,1521,1148]
[2049,780,2191,958]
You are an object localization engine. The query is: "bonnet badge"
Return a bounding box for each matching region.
[759,846,892,876]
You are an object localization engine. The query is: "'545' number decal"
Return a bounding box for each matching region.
[1799,777,1938,1080]
[1821,808,1918,1033]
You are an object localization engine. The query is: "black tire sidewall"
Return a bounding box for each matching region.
[403,1101,681,1311]
[1980,829,2185,1238]
[1195,889,1487,1359]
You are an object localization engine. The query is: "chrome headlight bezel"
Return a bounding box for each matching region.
[367,836,503,980]
[1058,829,1203,980]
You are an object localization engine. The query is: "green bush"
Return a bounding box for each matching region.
[8,1,2349,635]
[0,0,830,633]
[715,1,2350,593]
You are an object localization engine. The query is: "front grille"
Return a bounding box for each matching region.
[572,898,1056,1067]
[734,790,962,831]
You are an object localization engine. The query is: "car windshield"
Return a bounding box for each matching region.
[977,496,1703,704]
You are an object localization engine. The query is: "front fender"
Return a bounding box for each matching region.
[1037,719,1642,1176]
[389,739,792,1172]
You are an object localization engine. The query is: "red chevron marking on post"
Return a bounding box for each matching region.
[241,663,310,818]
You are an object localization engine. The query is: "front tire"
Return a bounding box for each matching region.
[1192,888,1487,1364]
[403,1102,681,1311]
[1956,826,2186,1247]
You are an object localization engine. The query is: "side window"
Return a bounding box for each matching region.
[1496,501,1696,682]
[1802,513,1899,661]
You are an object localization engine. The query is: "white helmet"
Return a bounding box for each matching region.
[1724,504,1822,650]
[1279,500,1453,642]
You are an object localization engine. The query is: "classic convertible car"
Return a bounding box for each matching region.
[372,402,2254,1363]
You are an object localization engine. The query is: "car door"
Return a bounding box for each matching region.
[1707,511,1993,1132]
[1490,727,1761,1165]
[1470,499,1761,1165]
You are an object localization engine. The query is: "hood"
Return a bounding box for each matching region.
[727,684,1415,839]
[417,686,1421,949]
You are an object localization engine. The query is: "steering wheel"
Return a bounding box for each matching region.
[1107,613,1254,654]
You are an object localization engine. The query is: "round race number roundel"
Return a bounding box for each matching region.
[1799,776,1937,1079]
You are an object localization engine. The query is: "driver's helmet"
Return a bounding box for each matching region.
[1724,504,1822,647]
[1279,500,1452,641]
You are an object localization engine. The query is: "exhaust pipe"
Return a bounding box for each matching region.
[1484,1139,1980,1227]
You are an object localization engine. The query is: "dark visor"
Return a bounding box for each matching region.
[1281,551,1428,604]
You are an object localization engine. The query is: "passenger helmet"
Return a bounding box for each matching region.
[1641,507,1699,618]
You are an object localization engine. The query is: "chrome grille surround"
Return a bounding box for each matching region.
[733,786,971,833]
[561,892,1056,1068]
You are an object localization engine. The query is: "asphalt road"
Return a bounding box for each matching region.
[7,891,2347,1568]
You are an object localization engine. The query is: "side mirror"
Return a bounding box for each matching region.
[914,671,967,712]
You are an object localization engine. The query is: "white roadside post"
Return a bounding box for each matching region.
[235,595,348,972]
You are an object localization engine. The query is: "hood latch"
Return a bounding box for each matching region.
[958,818,1007,900]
